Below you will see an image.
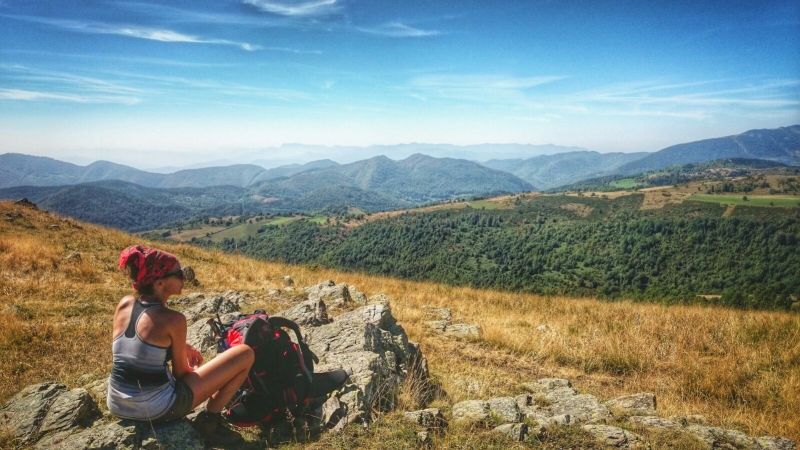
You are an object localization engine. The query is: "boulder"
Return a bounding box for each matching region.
[518,379,610,424]
[486,397,522,423]
[403,408,447,433]
[276,299,330,326]
[451,400,490,424]
[605,393,656,416]
[303,302,428,427]
[422,307,480,339]
[185,319,218,354]
[626,415,680,430]
[685,425,769,450]
[757,436,797,450]
[581,424,642,449]
[0,382,67,444]
[492,422,528,442]
[305,280,352,307]
[175,291,246,323]
[37,388,99,436]
[443,323,481,339]
[349,286,369,305]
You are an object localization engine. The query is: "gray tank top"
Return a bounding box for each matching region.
[106,299,177,420]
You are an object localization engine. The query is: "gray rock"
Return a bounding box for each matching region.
[518,378,609,424]
[443,323,481,339]
[423,307,452,322]
[416,430,432,447]
[0,382,66,443]
[451,400,490,424]
[757,436,797,450]
[276,299,330,326]
[138,420,204,450]
[582,424,642,449]
[521,378,573,393]
[493,422,528,442]
[349,286,368,305]
[321,395,346,430]
[683,424,793,450]
[37,388,99,437]
[82,379,108,411]
[627,415,680,430]
[606,393,657,416]
[185,319,217,354]
[304,302,428,423]
[670,414,709,426]
[486,396,522,423]
[686,424,749,448]
[35,420,139,450]
[178,291,246,323]
[305,281,351,307]
[403,408,447,432]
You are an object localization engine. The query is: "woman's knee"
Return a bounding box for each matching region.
[227,344,254,367]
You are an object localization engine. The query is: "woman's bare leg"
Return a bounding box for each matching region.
[183,345,254,411]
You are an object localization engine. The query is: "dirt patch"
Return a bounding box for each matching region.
[560,203,594,217]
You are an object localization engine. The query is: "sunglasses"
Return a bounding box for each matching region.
[163,268,185,280]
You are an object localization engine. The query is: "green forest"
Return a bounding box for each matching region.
[210,194,800,311]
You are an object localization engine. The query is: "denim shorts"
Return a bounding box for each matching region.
[155,379,194,422]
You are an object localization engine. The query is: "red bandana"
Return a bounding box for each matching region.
[118,245,181,290]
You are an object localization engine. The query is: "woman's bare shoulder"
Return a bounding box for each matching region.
[116,295,136,311]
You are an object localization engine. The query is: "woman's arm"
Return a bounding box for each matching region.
[169,313,196,379]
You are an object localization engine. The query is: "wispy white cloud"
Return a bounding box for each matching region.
[572,79,800,110]
[0,64,145,105]
[242,0,340,17]
[0,88,140,104]
[357,22,440,38]
[405,74,566,105]
[2,15,260,51]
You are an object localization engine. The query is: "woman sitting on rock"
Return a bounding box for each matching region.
[107,245,254,444]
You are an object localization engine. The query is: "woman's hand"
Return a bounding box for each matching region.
[186,344,203,369]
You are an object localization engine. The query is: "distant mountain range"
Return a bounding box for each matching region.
[482,151,648,190]
[0,154,532,230]
[1,125,797,231]
[615,125,800,175]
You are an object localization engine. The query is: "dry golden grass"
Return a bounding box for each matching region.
[1,200,798,445]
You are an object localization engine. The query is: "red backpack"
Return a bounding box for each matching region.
[209,311,348,427]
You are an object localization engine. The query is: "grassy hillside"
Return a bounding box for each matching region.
[1,200,799,446]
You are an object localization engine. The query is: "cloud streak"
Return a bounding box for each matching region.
[242,0,340,17]
[0,88,140,104]
[357,22,440,38]
[3,15,260,51]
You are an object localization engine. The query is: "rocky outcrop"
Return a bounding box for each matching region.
[518,378,611,424]
[445,378,796,450]
[276,298,330,326]
[304,301,430,427]
[1,283,429,448]
[605,393,657,416]
[0,383,98,445]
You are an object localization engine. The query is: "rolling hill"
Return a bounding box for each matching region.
[482,151,648,190]
[616,125,800,174]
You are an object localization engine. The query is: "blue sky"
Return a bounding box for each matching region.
[1,0,799,167]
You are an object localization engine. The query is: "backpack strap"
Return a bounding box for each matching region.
[268,316,317,382]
